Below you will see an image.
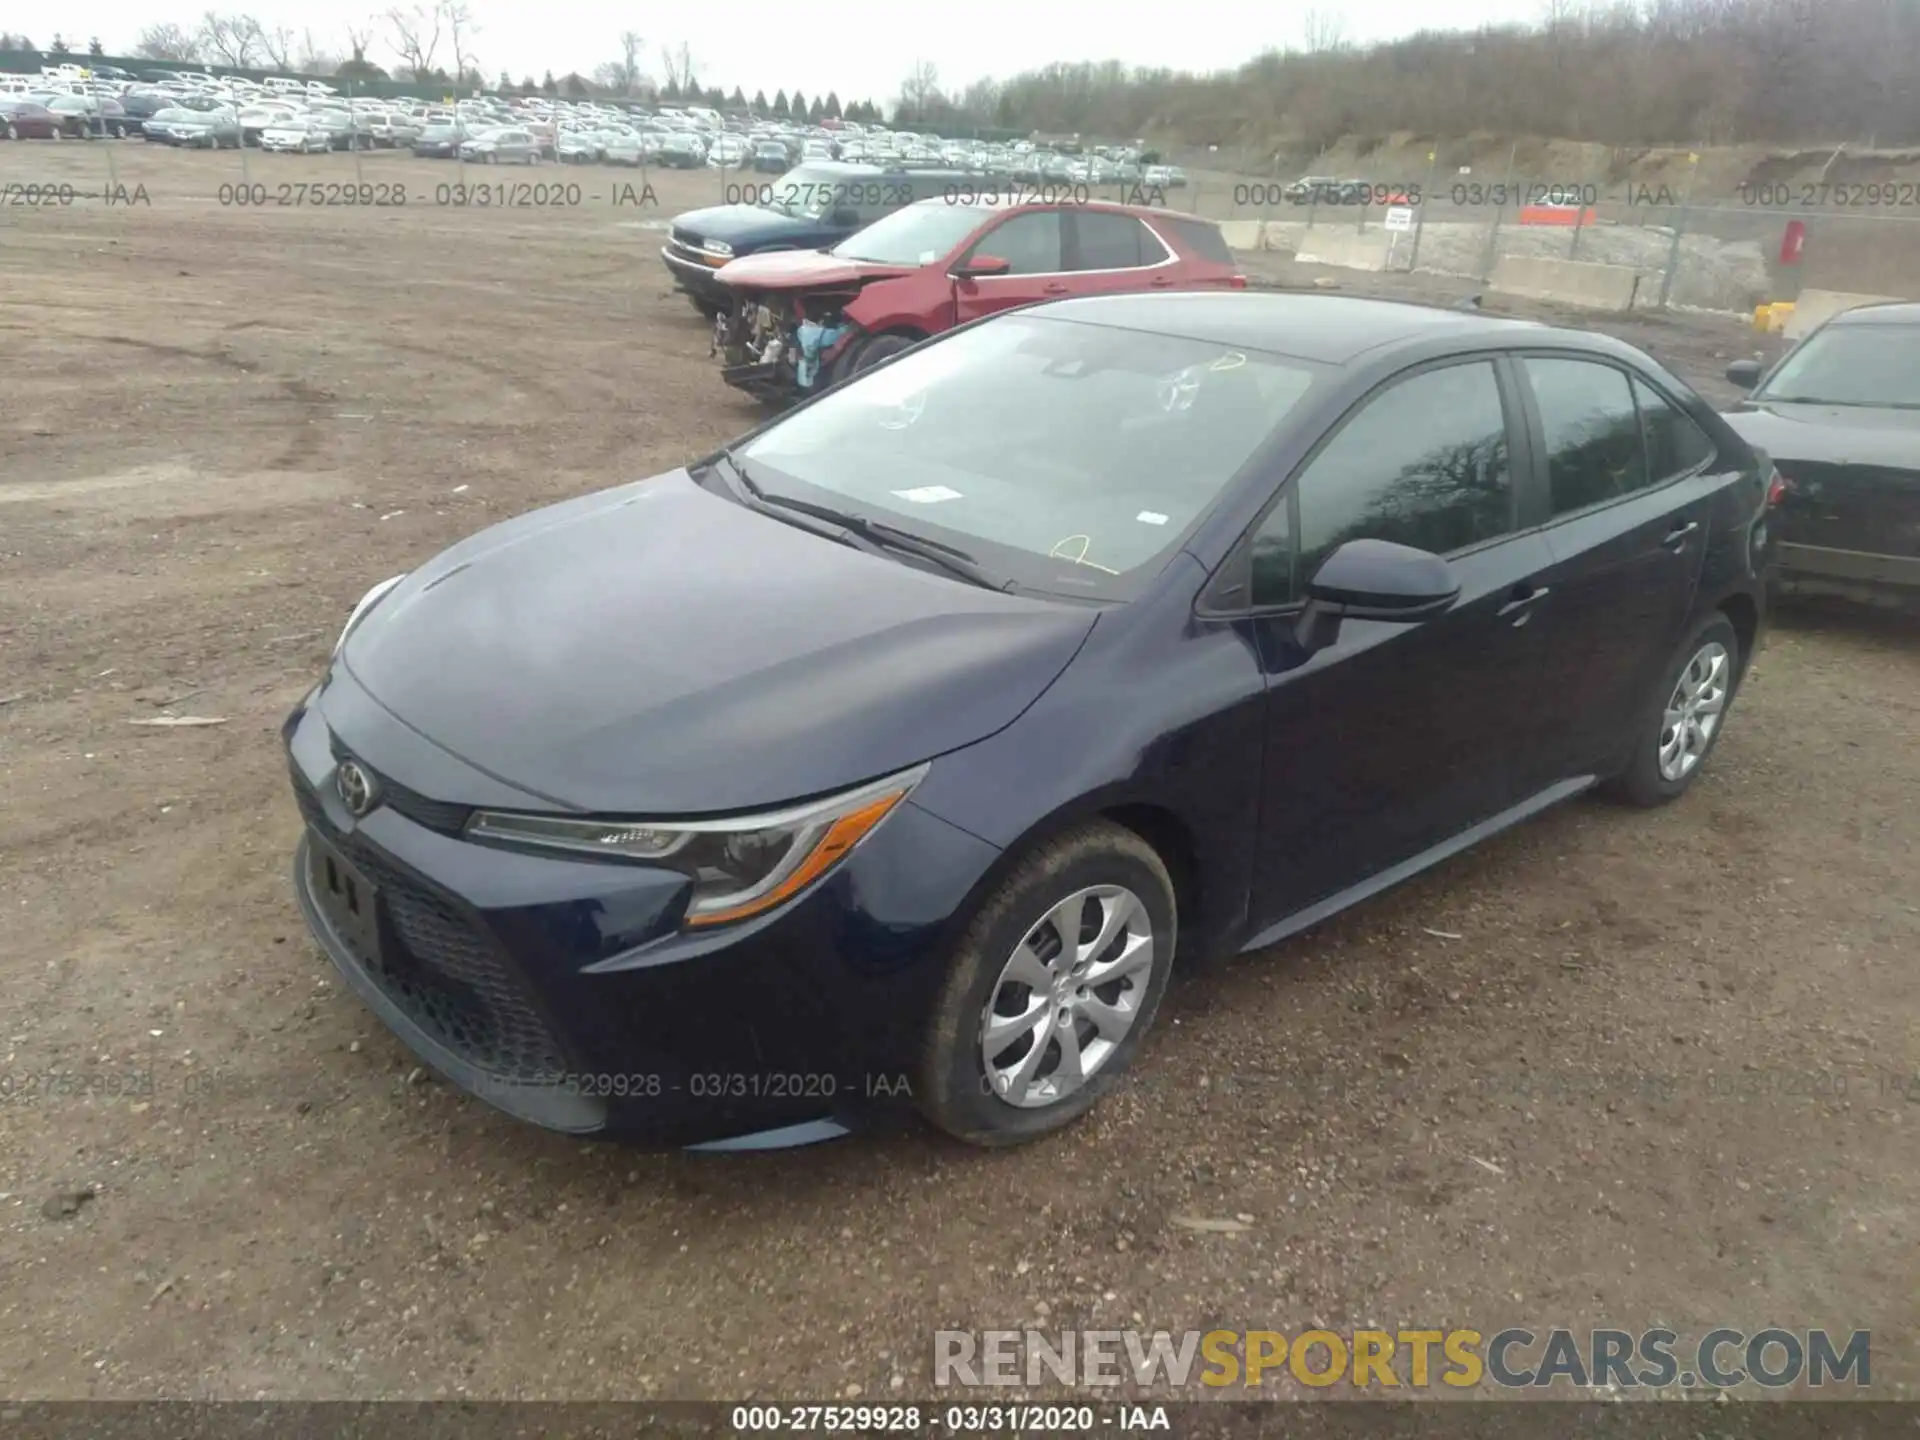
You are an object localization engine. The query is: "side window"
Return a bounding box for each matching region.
[966,211,1063,275]
[1071,211,1164,269]
[1634,376,1716,480]
[1282,361,1513,599]
[1525,357,1651,515]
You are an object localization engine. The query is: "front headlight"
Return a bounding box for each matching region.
[466,763,928,928]
[704,239,733,258]
[334,574,405,659]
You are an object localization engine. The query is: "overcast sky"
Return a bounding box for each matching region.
[58,0,1553,106]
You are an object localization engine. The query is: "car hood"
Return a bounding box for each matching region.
[671,202,839,249]
[715,248,913,290]
[1724,401,1920,467]
[341,470,1097,814]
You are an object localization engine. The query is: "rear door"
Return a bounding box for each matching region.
[951,208,1069,324]
[1059,209,1179,298]
[1509,353,1722,787]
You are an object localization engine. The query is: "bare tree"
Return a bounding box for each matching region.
[197,12,265,66]
[134,22,203,60]
[444,1,477,88]
[606,29,643,93]
[385,3,442,79]
[1302,7,1345,52]
[258,23,297,69]
[297,28,340,73]
[897,58,941,117]
[659,40,694,93]
[343,20,375,62]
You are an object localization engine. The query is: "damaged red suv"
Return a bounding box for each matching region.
[711,197,1245,404]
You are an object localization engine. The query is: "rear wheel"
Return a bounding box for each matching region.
[918,822,1176,1146]
[1605,613,1742,807]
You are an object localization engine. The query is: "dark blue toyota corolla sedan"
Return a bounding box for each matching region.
[287,293,1777,1149]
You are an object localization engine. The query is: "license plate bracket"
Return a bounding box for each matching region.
[308,835,382,964]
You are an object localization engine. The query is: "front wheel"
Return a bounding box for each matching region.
[846,332,920,377]
[1604,613,1742,807]
[918,822,1176,1146]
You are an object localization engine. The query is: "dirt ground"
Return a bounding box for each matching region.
[2,145,1916,1403]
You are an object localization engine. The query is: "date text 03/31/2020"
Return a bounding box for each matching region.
[213,181,660,209]
[728,1404,1172,1432]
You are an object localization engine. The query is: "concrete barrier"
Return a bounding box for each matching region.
[1218,220,1265,253]
[1292,229,1393,272]
[1489,255,1643,311]
[1782,289,1902,340]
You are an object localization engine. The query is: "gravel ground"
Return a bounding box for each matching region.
[0,145,1915,1404]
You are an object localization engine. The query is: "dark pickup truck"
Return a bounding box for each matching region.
[661,161,973,317]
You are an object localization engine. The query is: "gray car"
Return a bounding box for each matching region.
[459,126,540,164]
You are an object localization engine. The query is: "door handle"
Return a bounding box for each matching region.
[1041,281,1069,295]
[1662,520,1700,550]
[1496,582,1550,623]
[1150,274,1173,288]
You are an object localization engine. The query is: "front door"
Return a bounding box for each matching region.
[951,209,1069,325]
[1239,357,1556,928]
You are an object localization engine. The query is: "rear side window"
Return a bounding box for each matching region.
[1159,216,1234,266]
[1070,211,1166,269]
[1524,357,1651,516]
[1634,377,1715,480]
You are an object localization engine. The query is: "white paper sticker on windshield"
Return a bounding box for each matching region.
[1136,511,1170,525]
[893,485,963,504]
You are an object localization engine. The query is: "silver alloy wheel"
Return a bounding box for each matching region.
[979,884,1155,1109]
[1659,640,1730,782]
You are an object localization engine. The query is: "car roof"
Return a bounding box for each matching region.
[1029,292,1549,364]
[905,195,1215,225]
[1824,301,1920,327]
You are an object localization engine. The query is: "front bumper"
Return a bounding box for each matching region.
[284,679,999,1145]
[660,244,730,302]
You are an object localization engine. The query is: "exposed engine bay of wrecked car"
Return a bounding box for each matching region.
[713,292,858,405]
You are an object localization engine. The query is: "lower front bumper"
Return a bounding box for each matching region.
[1776,542,1920,610]
[284,688,1000,1145]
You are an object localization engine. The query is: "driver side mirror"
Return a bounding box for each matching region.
[1724,358,1763,390]
[952,253,1011,279]
[1292,538,1461,654]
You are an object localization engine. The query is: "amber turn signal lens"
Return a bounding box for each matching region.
[681,789,908,928]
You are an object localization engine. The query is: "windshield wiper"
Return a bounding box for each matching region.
[715,452,1004,591]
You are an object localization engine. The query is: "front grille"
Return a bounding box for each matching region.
[345,841,569,1083]
[670,226,702,251]
[293,768,571,1084]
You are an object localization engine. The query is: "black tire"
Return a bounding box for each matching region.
[1604,612,1742,808]
[2,121,14,141]
[688,295,723,320]
[846,332,921,377]
[918,821,1177,1147]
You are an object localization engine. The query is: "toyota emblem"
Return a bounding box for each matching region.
[336,760,378,817]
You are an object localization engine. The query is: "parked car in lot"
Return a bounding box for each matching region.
[45,94,132,137]
[601,131,648,166]
[287,293,1773,1149]
[412,121,470,158]
[663,162,973,318]
[142,106,241,148]
[460,126,541,164]
[260,118,332,154]
[237,104,300,146]
[713,199,1245,405]
[555,129,602,163]
[0,98,61,140]
[1723,301,1920,610]
[655,130,706,169]
[752,139,792,174]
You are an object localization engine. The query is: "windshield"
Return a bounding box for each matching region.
[739,315,1321,598]
[1760,325,1920,407]
[832,204,991,266]
[153,108,203,122]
